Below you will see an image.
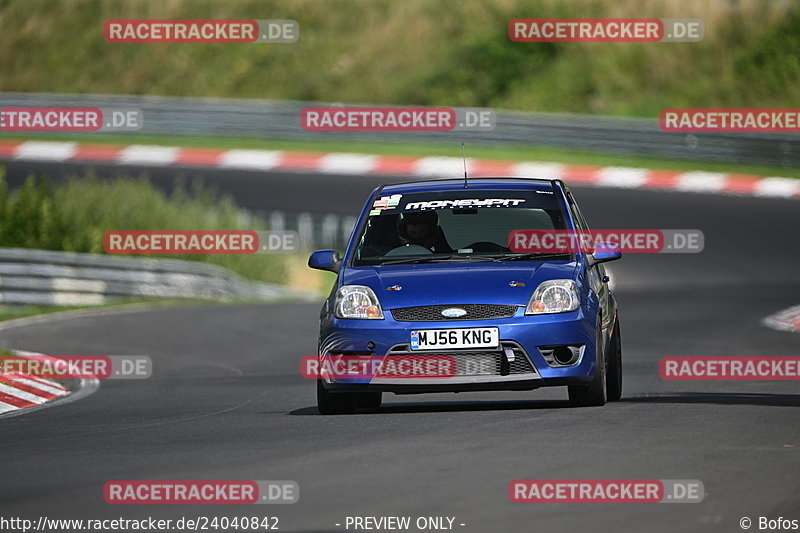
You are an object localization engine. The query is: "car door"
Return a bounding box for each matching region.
[565,188,613,338]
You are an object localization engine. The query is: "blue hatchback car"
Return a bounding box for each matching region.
[309,177,622,414]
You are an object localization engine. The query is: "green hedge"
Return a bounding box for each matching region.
[0,169,287,284]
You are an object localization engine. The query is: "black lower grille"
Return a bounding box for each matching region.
[385,343,535,376]
[391,304,518,322]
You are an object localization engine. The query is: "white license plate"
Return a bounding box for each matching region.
[410,327,499,351]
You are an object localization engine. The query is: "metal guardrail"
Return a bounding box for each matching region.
[262,210,357,252]
[0,247,312,306]
[1,92,798,167]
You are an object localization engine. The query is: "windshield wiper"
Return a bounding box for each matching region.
[499,252,573,261]
[381,254,502,265]
[380,256,445,265]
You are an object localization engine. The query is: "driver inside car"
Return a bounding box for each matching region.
[396,211,454,253]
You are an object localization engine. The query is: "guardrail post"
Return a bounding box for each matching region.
[297,213,314,251]
[321,214,339,249]
[269,211,285,233]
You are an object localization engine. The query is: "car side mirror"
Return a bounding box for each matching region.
[587,242,621,268]
[308,249,342,273]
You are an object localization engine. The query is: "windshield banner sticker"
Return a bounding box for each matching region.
[405,198,526,210]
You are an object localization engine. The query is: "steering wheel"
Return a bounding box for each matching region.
[384,244,434,256]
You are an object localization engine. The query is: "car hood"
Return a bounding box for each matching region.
[341,261,577,308]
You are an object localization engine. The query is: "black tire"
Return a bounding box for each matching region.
[317,380,357,415]
[356,392,382,410]
[606,320,623,402]
[568,316,607,407]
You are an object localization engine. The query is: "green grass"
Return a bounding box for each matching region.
[1,0,799,117]
[0,298,221,323]
[2,132,798,178]
[0,304,114,323]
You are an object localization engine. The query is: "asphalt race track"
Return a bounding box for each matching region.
[1,161,798,533]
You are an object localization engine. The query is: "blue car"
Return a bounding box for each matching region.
[308,177,622,414]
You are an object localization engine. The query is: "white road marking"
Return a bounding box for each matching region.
[511,162,566,178]
[5,375,67,396]
[596,167,649,188]
[675,171,728,192]
[119,145,179,166]
[218,149,283,170]
[414,157,472,178]
[762,304,800,333]
[754,177,800,198]
[15,141,77,161]
[0,400,19,414]
[0,383,48,404]
[319,153,377,174]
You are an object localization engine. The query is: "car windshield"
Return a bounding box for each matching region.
[352,187,572,266]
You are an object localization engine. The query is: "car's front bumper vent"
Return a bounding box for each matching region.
[390,304,518,322]
[385,342,534,376]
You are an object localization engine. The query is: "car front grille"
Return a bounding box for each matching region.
[390,304,518,322]
[385,342,534,376]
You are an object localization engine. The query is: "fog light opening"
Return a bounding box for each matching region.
[553,346,576,365]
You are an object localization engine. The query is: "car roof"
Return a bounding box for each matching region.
[377,177,562,195]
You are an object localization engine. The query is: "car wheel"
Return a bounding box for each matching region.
[356,392,382,410]
[606,319,623,401]
[317,379,357,415]
[568,316,607,407]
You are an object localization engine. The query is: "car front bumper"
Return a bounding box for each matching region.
[318,305,599,394]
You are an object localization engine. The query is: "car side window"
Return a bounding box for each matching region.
[566,192,591,231]
[567,191,606,276]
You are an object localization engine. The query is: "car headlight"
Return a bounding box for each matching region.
[525,279,580,315]
[334,285,384,319]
